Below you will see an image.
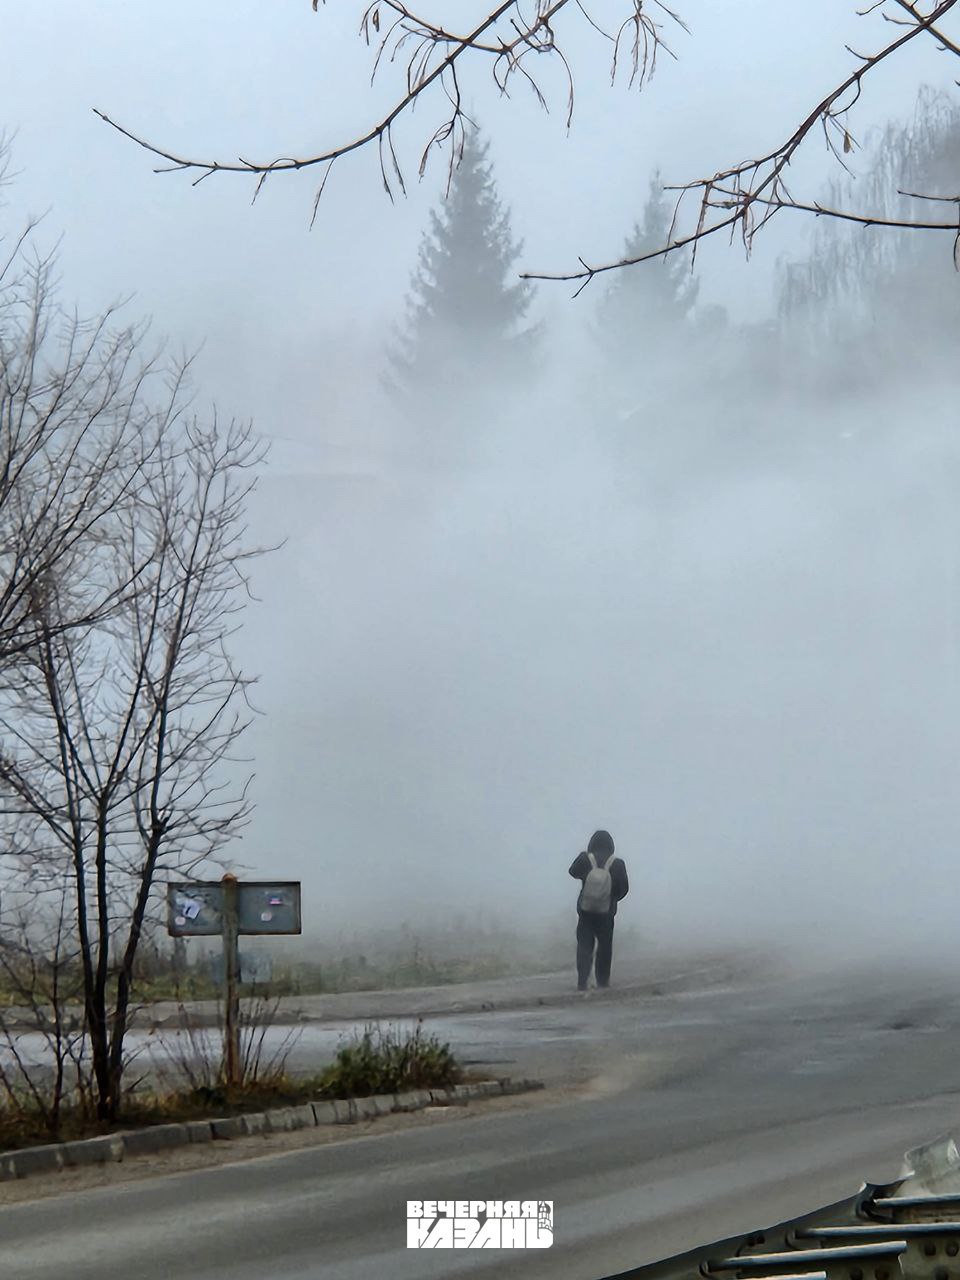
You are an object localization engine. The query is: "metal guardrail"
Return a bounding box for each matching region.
[737,1274,828,1280]
[598,1139,960,1280]
[799,1227,960,1239]
[873,1197,960,1212]
[712,1245,909,1270]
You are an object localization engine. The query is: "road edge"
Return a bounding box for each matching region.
[0,1077,544,1182]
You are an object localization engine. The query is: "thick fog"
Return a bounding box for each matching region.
[233,361,960,961]
[7,3,960,965]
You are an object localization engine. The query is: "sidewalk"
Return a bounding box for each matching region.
[135,947,762,1030]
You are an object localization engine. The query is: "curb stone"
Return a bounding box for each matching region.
[240,1113,268,1137]
[331,1098,357,1125]
[266,1105,315,1132]
[499,1077,544,1096]
[289,1103,317,1130]
[210,1116,245,1141]
[311,1101,337,1125]
[122,1124,189,1157]
[403,1089,433,1110]
[0,1078,544,1183]
[2,1144,65,1178]
[473,1081,503,1098]
[62,1135,125,1167]
[263,1107,296,1132]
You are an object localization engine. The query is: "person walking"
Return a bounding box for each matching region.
[568,830,628,991]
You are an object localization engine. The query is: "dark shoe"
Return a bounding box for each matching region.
[577,983,588,992]
[596,982,609,989]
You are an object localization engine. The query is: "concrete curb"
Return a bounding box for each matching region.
[0,1078,544,1183]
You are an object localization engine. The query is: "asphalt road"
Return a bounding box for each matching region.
[5,961,960,1280]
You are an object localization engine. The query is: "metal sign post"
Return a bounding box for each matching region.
[221,874,241,1088]
[166,874,301,1089]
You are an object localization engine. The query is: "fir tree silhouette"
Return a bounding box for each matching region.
[597,172,699,358]
[390,127,537,405]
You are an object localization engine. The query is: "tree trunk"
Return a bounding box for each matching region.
[107,830,163,1116]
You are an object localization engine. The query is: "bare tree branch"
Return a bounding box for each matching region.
[521,0,960,286]
[94,1,682,217]
[94,1,960,279]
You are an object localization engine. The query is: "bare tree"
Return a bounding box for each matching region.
[778,87,960,335]
[0,140,176,666]
[95,2,960,284]
[0,891,90,1138]
[0,403,263,1121]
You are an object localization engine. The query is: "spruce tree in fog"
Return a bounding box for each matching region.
[390,128,537,403]
[596,173,699,362]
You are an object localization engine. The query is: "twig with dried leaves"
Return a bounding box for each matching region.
[93,2,960,282]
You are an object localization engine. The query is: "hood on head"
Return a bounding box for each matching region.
[587,830,614,857]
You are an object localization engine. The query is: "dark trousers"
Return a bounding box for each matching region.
[576,912,614,988]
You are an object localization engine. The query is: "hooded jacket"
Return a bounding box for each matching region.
[568,830,629,917]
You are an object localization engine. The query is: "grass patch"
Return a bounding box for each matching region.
[315,1024,461,1097]
[127,1075,323,1121]
[0,1023,463,1150]
[289,952,514,995]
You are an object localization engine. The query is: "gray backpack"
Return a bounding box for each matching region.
[580,852,614,913]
